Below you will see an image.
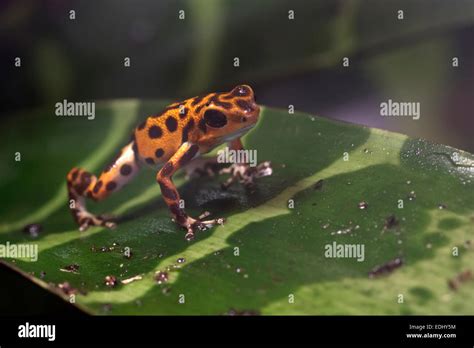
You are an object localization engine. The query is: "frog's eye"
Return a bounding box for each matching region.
[235,85,250,96]
[204,109,227,128]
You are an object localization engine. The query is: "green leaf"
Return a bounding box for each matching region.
[1,100,473,315]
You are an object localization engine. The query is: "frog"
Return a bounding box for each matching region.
[66,85,272,241]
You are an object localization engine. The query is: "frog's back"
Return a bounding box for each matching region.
[133,98,197,167]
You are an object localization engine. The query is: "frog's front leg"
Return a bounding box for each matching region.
[67,141,140,231]
[156,142,225,241]
[220,138,272,190]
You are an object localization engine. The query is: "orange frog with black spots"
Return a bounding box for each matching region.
[66,85,272,240]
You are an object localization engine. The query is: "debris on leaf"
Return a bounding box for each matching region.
[57,282,78,296]
[121,275,143,285]
[22,223,42,237]
[154,271,169,284]
[383,215,399,230]
[104,275,117,287]
[448,270,473,291]
[60,264,80,274]
[369,257,403,278]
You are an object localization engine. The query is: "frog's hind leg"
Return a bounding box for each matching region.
[67,141,141,231]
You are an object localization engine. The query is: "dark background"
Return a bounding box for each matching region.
[1,0,473,151]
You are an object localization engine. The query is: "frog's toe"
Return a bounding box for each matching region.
[76,212,116,231]
[181,213,225,241]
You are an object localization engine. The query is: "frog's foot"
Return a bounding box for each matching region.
[175,211,225,241]
[75,211,116,232]
[219,161,273,190]
[183,156,226,179]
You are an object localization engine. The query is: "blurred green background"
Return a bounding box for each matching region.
[1,0,473,151]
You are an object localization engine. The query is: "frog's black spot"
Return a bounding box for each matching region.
[106,181,117,192]
[155,148,165,159]
[81,171,91,183]
[75,172,92,193]
[191,96,203,106]
[195,103,206,114]
[148,125,163,139]
[145,157,155,165]
[165,116,178,132]
[161,162,174,177]
[198,118,207,133]
[93,180,103,193]
[71,168,79,181]
[210,95,232,109]
[179,106,188,119]
[182,118,195,143]
[221,93,234,100]
[236,99,254,113]
[204,109,227,128]
[180,144,199,166]
[131,141,140,162]
[137,120,147,130]
[159,182,177,200]
[120,164,132,176]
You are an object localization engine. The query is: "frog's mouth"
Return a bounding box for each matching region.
[219,123,256,143]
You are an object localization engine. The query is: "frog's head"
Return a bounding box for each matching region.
[198,84,260,143]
